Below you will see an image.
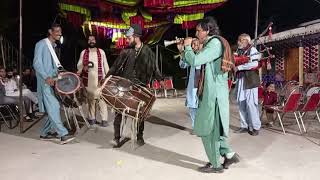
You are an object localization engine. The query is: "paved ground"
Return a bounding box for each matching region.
[1,95,320,180]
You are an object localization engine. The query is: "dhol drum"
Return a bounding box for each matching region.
[55,72,87,108]
[99,75,156,121]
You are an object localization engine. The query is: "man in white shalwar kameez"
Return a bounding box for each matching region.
[77,35,109,127]
[234,33,261,136]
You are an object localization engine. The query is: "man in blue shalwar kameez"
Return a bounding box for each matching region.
[33,24,75,144]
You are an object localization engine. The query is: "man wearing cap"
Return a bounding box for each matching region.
[106,24,163,147]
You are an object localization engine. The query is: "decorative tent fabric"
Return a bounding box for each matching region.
[60,0,227,47]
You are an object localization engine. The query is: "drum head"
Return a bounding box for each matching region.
[116,78,133,92]
[56,72,80,95]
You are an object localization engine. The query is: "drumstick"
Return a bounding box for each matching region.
[98,75,112,92]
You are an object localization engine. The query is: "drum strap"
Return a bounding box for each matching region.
[45,38,63,70]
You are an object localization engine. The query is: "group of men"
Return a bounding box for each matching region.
[0,67,39,121]
[33,23,162,146]
[30,16,261,173]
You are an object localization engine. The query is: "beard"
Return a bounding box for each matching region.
[127,41,136,49]
[88,43,96,48]
[238,43,249,49]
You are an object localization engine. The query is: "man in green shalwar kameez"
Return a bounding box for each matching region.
[182,17,240,173]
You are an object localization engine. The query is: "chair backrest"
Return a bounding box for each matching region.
[164,78,174,89]
[283,93,302,112]
[152,80,161,90]
[302,93,320,111]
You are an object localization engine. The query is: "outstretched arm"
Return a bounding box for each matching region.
[33,42,49,80]
[184,38,222,67]
[106,49,127,77]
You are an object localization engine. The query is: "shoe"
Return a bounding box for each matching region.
[248,129,259,136]
[234,128,248,133]
[189,129,196,135]
[136,138,145,147]
[60,135,75,144]
[100,120,109,127]
[23,115,33,122]
[223,153,240,169]
[266,122,273,127]
[40,133,59,141]
[88,119,96,126]
[28,113,37,119]
[35,112,45,117]
[197,165,224,173]
[110,139,121,148]
[197,162,212,171]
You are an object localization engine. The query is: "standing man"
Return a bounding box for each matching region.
[77,35,109,127]
[33,24,75,144]
[177,38,202,132]
[107,24,163,147]
[233,33,261,136]
[182,17,239,173]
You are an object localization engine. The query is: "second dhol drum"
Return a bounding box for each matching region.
[100,76,156,121]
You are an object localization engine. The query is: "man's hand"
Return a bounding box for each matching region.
[83,65,89,72]
[45,77,55,86]
[232,64,238,74]
[176,37,184,53]
[184,37,193,47]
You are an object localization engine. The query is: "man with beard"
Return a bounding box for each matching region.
[107,24,163,147]
[233,33,261,136]
[77,35,109,127]
[33,24,75,144]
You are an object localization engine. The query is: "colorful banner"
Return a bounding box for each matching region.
[59,3,91,21]
[174,13,204,24]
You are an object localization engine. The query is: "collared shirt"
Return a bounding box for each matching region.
[4,78,18,94]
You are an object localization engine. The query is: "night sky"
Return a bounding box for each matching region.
[0,0,319,84]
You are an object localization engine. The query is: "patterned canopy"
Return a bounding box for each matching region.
[60,0,226,46]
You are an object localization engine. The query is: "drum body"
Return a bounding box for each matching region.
[100,76,156,121]
[55,72,87,108]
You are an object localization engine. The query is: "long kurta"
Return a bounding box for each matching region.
[179,59,201,108]
[184,36,229,137]
[77,49,109,98]
[77,48,109,121]
[33,38,68,137]
[236,47,261,130]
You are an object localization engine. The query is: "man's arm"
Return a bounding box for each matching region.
[33,42,49,80]
[101,50,110,75]
[106,49,127,77]
[184,38,222,67]
[77,50,85,74]
[148,47,162,81]
[237,47,260,71]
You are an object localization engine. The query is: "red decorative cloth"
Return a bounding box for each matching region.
[144,0,174,8]
[182,21,198,29]
[82,49,103,87]
[130,16,145,29]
